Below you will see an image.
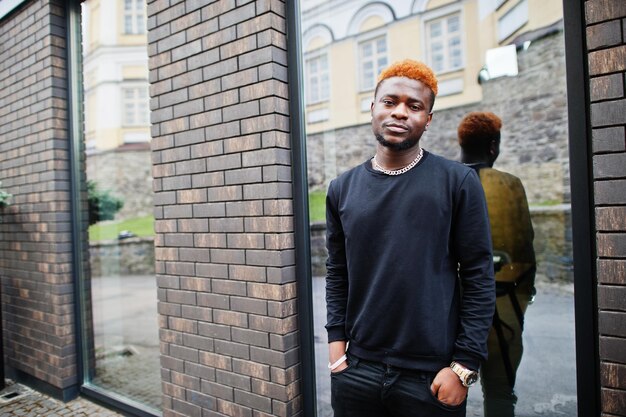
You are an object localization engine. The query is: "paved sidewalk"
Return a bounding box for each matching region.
[0,381,123,417]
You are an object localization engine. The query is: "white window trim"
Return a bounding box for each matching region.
[497,0,529,42]
[121,83,150,127]
[303,24,334,53]
[123,0,145,35]
[420,3,465,76]
[346,3,395,37]
[304,50,331,105]
[496,0,508,10]
[355,28,389,93]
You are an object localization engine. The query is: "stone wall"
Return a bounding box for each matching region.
[89,237,155,277]
[310,206,573,283]
[528,205,573,282]
[306,30,570,206]
[86,145,154,220]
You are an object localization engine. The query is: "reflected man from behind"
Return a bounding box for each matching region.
[458,112,536,417]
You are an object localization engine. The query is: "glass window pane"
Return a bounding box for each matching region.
[80,1,158,413]
[448,15,460,32]
[376,37,386,52]
[361,42,372,57]
[433,56,444,72]
[311,78,319,102]
[321,74,329,100]
[359,36,386,91]
[306,54,330,103]
[377,57,386,71]
[137,15,145,33]
[430,21,442,37]
[298,3,576,417]
[320,54,328,68]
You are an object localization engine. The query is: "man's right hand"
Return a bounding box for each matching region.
[329,340,348,373]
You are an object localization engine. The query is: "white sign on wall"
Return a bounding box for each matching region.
[485,44,519,79]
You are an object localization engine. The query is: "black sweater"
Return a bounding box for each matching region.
[325,151,495,372]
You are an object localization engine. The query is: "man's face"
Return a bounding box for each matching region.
[371,77,433,151]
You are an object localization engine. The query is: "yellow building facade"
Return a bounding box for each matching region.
[302,0,563,134]
[82,0,149,151]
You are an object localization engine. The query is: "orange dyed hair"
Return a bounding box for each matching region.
[377,59,438,96]
[458,112,502,149]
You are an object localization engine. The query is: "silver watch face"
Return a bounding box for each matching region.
[465,372,478,386]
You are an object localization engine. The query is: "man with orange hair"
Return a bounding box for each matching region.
[325,60,495,417]
[458,111,536,417]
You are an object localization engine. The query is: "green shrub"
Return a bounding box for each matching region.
[87,180,124,225]
[0,182,11,209]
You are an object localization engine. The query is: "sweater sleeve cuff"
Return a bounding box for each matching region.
[326,325,347,343]
[452,352,481,371]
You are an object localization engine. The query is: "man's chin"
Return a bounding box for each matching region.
[375,134,419,151]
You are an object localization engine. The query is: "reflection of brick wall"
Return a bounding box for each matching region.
[585,1,626,415]
[307,31,570,205]
[0,0,81,398]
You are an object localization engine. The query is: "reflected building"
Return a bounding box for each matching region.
[79,0,160,412]
[81,0,153,223]
[300,1,572,417]
[82,0,149,152]
[302,0,572,282]
[301,0,565,197]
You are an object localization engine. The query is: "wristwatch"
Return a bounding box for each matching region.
[450,361,478,387]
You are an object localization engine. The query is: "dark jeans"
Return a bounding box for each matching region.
[331,355,467,417]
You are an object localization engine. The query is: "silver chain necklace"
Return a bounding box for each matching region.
[372,147,424,176]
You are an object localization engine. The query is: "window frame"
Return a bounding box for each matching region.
[304,51,331,105]
[67,2,159,416]
[287,1,601,417]
[121,84,150,127]
[123,0,145,35]
[562,1,601,416]
[424,11,464,74]
[356,31,388,92]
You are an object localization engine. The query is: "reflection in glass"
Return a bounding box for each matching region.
[299,1,576,416]
[459,111,537,417]
[81,0,160,411]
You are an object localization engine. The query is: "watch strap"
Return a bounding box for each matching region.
[450,361,478,387]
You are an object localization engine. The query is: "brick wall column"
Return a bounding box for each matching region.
[585,0,626,415]
[0,0,80,399]
[148,1,301,415]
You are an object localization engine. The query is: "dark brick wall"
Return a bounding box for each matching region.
[0,0,79,395]
[147,1,300,415]
[585,0,626,415]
